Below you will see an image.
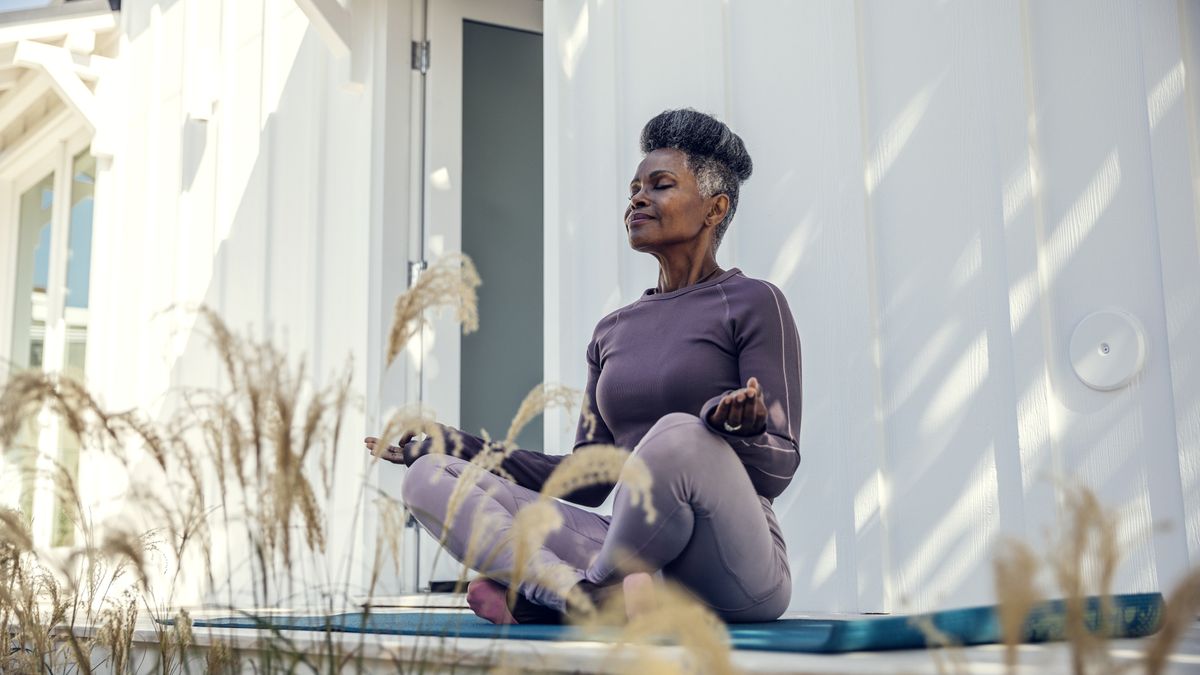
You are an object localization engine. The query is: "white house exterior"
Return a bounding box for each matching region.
[1,0,1198,616]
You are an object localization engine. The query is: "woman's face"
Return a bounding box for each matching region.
[624,148,722,253]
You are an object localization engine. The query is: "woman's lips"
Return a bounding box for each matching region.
[629,214,654,225]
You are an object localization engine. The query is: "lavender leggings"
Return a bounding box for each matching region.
[401,412,792,622]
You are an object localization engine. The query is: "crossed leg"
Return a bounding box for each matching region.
[401,413,791,622]
[401,451,610,612]
[584,412,792,622]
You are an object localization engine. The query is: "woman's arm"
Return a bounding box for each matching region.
[370,332,618,508]
[698,279,803,500]
[392,422,613,507]
[384,425,566,493]
[367,323,622,508]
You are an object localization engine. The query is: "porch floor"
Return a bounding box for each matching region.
[113,596,1200,674]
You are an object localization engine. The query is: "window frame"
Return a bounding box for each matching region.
[0,118,94,550]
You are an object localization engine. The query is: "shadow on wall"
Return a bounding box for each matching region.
[102,5,383,609]
[741,0,1197,615]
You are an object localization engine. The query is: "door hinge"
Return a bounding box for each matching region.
[412,40,430,73]
[408,259,428,287]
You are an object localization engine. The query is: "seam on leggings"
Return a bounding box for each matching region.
[556,509,608,546]
[591,501,688,580]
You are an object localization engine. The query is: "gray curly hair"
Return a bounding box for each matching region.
[639,109,753,250]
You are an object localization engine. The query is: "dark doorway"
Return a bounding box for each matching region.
[460,20,544,450]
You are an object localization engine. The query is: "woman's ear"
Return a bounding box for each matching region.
[705,193,730,227]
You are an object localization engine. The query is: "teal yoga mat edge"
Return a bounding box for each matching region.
[171,592,1163,655]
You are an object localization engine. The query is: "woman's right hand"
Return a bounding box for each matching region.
[364,433,417,464]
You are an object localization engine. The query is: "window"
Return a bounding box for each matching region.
[6,146,95,548]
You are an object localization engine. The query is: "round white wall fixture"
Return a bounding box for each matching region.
[1069,310,1146,391]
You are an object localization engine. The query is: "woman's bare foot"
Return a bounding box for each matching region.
[466,578,516,625]
[622,572,657,620]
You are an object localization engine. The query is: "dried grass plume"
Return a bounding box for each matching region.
[387,252,481,367]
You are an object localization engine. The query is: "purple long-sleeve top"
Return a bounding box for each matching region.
[400,267,803,506]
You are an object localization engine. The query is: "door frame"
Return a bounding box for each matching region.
[417,0,541,431]
[409,0,542,589]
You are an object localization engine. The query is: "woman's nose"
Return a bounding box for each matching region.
[629,188,650,208]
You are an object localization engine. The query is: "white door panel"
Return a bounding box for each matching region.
[414,0,543,591]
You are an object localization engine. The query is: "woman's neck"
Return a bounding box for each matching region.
[654,258,723,294]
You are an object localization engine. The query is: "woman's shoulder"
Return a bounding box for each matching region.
[719,270,793,311]
[588,305,626,344]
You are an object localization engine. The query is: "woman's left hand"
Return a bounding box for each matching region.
[707,376,767,436]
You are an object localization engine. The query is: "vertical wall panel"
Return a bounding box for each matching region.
[91,0,387,604]
[857,0,1018,611]
[266,1,318,361]
[1026,0,1190,593]
[727,0,880,613]
[217,0,268,345]
[610,0,727,302]
[544,0,625,457]
[1143,0,1200,572]
[171,0,222,391]
[994,0,1059,593]
[1180,0,1200,568]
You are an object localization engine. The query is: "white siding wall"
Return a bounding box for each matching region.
[85,0,416,604]
[545,0,1200,613]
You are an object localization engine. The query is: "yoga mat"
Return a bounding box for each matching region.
[176,592,1163,654]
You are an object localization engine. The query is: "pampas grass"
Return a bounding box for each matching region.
[1050,485,1122,675]
[489,443,656,614]
[987,483,1200,675]
[0,300,359,670]
[575,575,738,675]
[367,495,408,597]
[909,614,967,675]
[993,537,1041,673]
[206,638,239,673]
[1145,566,1200,675]
[541,443,656,523]
[374,404,453,461]
[0,253,475,670]
[506,383,581,446]
[386,251,481,367]
[507,500,567,607]
[96,590,138,674]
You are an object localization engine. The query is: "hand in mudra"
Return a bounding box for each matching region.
[707,376,767,436]
[364,433,417,464]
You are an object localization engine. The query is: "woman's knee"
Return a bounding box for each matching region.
[401,453,465,511]
[634,412,734,473]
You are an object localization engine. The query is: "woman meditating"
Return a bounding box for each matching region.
[364,108,802,625]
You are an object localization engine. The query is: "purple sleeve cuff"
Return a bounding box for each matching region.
[700,390,755,440]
